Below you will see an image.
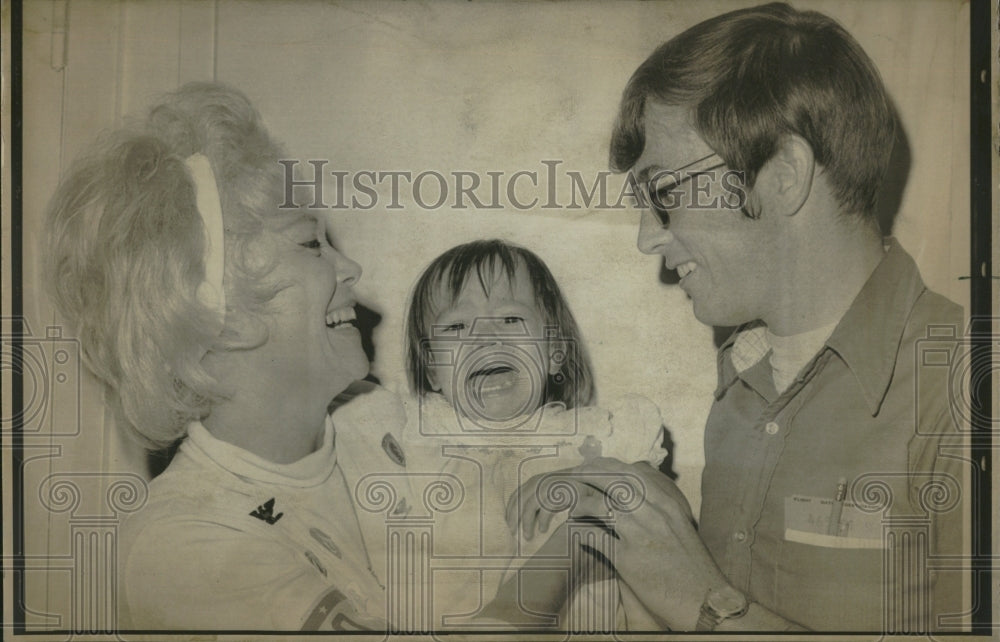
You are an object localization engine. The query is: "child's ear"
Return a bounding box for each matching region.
[547,340,568,376]
[425,367,442,392]
[422,350,442,391]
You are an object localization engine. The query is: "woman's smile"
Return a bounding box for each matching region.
[325,302,358,329]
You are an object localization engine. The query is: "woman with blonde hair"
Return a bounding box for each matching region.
[45,82,383,629]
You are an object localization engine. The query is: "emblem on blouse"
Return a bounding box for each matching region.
[250,497,283,524]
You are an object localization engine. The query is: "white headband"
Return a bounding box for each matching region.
[185,153,226,323]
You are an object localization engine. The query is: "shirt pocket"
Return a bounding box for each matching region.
[775,494,887,630]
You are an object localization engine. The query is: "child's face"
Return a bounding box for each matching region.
[423,262,561,425]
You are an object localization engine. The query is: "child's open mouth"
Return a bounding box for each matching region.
[462,361,536,421]
[467,364,521,397]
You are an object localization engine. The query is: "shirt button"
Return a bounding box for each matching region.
[733,530,747,542]
[765,421,780,435]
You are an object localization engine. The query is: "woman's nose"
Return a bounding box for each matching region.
[333,251,362,286]
[637,208,674,255]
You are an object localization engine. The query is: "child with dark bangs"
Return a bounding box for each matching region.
[335,239,666,628]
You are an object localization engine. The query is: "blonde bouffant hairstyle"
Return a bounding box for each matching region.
[44,82,297,449]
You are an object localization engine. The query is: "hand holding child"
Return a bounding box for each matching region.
[506,458,730,630]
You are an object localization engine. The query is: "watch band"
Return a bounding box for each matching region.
[695,586,750,631]
[696,605,721,631]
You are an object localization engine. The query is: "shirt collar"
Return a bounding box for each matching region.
[181,415,338,488]
[825,238,926,415]
[716,322,761,397]
[716,239,926,414]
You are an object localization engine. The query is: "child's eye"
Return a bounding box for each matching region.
[444,322,466,332]
[503,316,525,325]
[300,238,323,252]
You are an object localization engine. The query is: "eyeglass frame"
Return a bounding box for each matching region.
[636,152,746,225]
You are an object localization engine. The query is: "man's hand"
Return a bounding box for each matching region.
[505,457,728,630]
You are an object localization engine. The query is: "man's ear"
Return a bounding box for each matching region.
[756,135,815,217]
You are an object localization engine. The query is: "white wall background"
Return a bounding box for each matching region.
[18,0,970,630]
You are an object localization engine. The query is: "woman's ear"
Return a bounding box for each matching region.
[755,135,815,217]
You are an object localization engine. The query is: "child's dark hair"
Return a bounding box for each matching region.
[406,239,595,408]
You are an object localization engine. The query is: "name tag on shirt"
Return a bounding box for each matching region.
[784,495,884,549]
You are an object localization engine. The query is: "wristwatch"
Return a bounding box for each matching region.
[695,585,750,631]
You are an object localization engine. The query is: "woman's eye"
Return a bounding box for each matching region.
[299,238,322,251]
[444,322,466,332]
[503,316,525,325]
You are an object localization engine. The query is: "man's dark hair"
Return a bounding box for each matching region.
[610,2,895,220]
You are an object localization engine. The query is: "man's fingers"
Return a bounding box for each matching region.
[506,474,543,534]
[538,504,555,534]
[522,504,539,540]
[571,515,620,540]
[505,488,522,531]
[506,461,655,540]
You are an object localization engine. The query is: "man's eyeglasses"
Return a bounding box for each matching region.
[639,152,730,225]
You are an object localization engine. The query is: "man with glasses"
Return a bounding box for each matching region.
[514,2,966,632]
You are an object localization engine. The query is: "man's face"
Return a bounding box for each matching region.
[634,102,784,328]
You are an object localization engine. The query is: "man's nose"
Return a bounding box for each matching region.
[637,208,674,255]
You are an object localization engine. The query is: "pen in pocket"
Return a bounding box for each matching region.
[827,477,848,535]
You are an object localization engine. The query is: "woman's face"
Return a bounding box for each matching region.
[250,212,369,411]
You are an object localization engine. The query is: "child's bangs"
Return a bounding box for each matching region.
[442,245,522,306]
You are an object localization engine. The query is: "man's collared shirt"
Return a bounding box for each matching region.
[699,239,967,631]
